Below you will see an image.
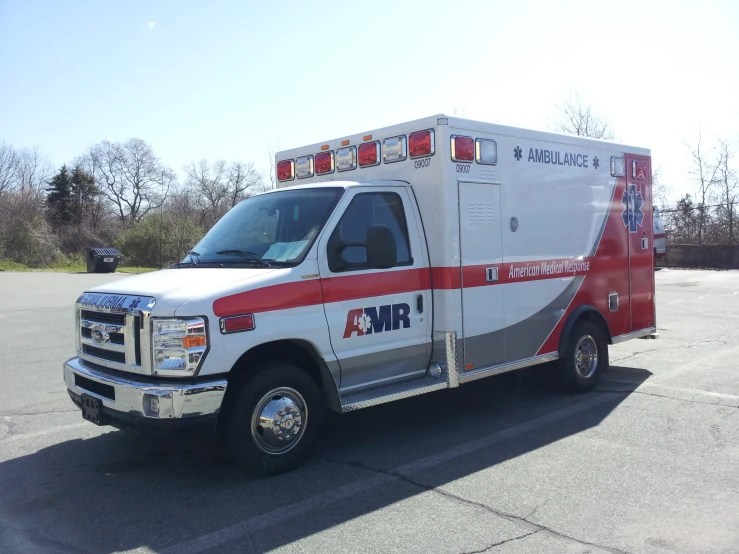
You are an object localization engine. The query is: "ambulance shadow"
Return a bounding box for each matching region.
[0,364,651,554]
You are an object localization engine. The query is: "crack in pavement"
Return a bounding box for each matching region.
[461,530,540,554]
[322,457,629,554]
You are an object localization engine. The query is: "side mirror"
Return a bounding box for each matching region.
[366,225,397,269]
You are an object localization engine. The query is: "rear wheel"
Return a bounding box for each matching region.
[558,320,608,392]
[225,362,323,476]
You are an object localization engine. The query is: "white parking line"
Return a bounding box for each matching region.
[137,393,617,554]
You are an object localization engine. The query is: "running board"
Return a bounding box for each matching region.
[340,375,447,413]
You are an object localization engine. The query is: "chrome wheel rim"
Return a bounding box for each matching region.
[575,335,598,379]
[250,387,307,455]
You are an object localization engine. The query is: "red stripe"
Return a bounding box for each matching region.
[654,233,666,239]
[213,280,323,318]
[213,256,619,316]
[321,268,431,304]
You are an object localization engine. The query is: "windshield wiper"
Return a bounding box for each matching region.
[215,249,271,267]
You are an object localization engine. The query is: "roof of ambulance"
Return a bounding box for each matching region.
[276,113,651,159]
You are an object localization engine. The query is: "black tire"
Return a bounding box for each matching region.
[224,362,323,476]
[558,320,608,393]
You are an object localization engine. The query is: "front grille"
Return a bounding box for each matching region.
[77,297,150,374]
[74,374,115,400]
[83,344,126,364]
[81,310,126,326]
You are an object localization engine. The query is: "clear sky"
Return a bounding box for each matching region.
[1,0,737,200]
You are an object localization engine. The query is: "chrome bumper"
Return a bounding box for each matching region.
[64,357,227,422]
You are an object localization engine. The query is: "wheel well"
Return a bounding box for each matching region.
[218,339,330,431]
[558,306,613,357]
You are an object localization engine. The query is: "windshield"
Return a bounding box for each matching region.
[183,187,343,266]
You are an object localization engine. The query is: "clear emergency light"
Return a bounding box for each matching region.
[409,130,435,158]
[476,139,497,165]
[610,156,625,177]
[295,155,314,179]
[358,141,381,167]
[451,135,474,162]
[336,146,357,172]
[382,135,407,163]
[315,151,334,175]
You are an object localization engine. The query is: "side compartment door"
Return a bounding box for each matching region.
[459,181,506,370]
[318,187,432,392]
[624,156,655,331]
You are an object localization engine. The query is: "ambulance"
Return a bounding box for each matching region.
[64,115,657,475]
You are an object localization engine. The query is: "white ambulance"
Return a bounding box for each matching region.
[64,115,657,475]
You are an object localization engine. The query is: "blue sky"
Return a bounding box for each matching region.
[1,0,737,200]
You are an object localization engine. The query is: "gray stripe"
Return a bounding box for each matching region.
[338,342,431,392]
[462,276,584,369]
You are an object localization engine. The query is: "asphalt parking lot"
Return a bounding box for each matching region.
[1,269,738,554]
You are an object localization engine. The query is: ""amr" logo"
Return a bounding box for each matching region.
[343,303,411,338]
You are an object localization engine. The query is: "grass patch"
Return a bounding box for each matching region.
[0,259,156,274]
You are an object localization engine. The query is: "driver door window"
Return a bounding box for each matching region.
[327,192,412,273]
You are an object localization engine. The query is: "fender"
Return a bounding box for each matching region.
[557,305,612,358]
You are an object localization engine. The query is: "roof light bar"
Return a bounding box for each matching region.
[409,129,435,158]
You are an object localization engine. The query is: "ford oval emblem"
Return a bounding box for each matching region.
[90,324,110,345]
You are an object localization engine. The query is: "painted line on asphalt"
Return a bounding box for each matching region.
[603,378,739,404]
[0,422,98,444]
[150,393,617,554]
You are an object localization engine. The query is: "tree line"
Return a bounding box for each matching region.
[0,139,269,268]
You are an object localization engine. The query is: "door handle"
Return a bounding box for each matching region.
[416,294,423,313]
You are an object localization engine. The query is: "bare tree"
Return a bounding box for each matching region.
[687,131,721,244]
[555,92,614,140]
[716,138,737,244]
[185,158,228,212]
[0,141,18,195]
[227,161,263,207]
[79,139,174,227]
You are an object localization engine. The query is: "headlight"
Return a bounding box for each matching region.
[151,317,208,376]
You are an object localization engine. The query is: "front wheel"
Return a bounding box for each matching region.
[225,363,323,476]
[558,320,608,393]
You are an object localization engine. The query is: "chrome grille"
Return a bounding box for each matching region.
[76,293,155,375]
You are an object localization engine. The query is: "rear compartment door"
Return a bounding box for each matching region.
[624,155,655,331]
[458,181,506,370]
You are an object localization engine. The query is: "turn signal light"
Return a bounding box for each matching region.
[220,314,255,334]
[315,151,334,174]
[409,130,435,158]
[183,335,207,348]
[277,160,294,181]
[451,135,474,162]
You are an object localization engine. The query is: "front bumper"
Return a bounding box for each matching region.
[64,357,227,436]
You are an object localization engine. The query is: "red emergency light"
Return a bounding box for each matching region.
[358,141,380,167]
[451,135,474,162]
[277,160,294,181]
[315,151,334,174]
[409,130,435,158]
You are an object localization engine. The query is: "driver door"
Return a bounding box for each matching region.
[317,186,432,392]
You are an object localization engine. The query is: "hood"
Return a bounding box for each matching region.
[87,267,278,315]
